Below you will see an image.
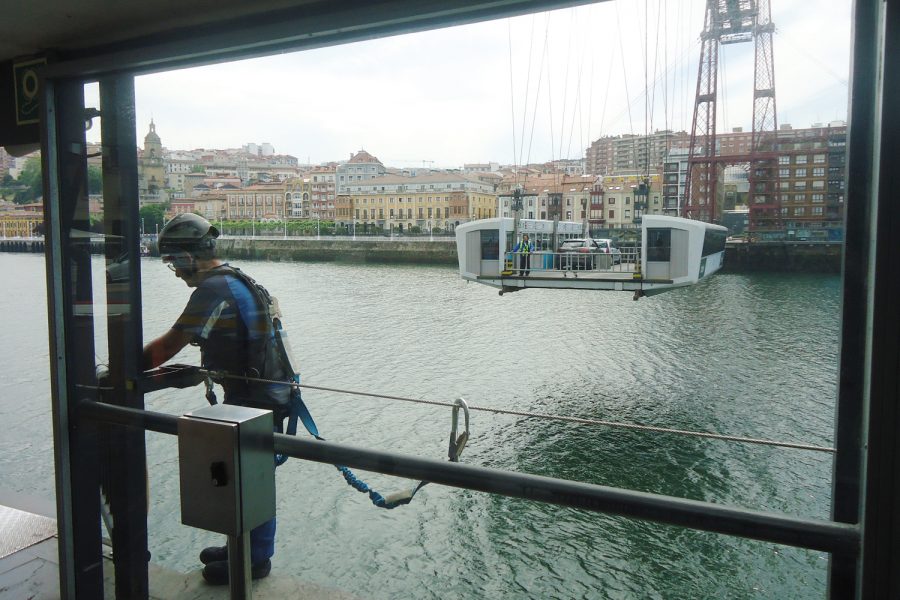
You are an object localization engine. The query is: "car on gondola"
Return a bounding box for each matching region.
[556,238,621,269]
[591,238,622,264]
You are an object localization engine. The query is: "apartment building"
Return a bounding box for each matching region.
[596,173,664,228]
[308,165,336,220]
[585,130,689,176]
[657,122,846,235]
[498,175,595,222]
[463,162,499,174]
[662,147,690,216]
[336,149,386,194]
[772,123,847,239]
[192,194,227,223]
[224,183,287,219]
[335,172,496,232]
[284,178,310,218]
[0,146,11,178]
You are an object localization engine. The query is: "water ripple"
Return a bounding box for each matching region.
[0,255,841,599]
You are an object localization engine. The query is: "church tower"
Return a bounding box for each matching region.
[138,119,167,203]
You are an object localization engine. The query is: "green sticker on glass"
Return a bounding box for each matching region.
[14,58,46,125]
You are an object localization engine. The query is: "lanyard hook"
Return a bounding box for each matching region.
[449,397,470,462]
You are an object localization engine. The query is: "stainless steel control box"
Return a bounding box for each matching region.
[177,404,275,536]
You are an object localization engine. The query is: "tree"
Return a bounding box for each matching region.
[1,173,12,186]
[89,214,104,233]
[14,156,42,204]
[87,165,102,195]
[140,204,167,234]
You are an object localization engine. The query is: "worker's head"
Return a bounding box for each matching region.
[157,213,220,285]
[523,234,529,240]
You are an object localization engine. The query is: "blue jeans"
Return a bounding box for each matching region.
[249,424,283,564]
[250,517,276,564]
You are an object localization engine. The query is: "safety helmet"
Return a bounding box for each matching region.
[157,213,219,258]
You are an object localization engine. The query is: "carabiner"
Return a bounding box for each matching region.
[448,397,470,462]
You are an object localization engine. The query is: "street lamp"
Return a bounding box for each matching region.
[352,220,356,241]
[141,217,145,236]
[316,216,320,240]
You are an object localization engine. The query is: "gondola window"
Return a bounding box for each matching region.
[647,228,671,262]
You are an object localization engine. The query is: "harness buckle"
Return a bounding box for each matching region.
[448,397,470,462]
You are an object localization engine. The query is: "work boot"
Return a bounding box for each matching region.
[201,559,271,585]
[199,545,227,565]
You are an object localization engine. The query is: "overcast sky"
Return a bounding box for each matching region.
[85,0,853,169]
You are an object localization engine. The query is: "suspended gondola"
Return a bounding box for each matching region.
[455,214,726,298]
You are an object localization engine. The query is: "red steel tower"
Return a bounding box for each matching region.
[684,0,779,231]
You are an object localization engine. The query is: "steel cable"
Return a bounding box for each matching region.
[198,369,835,454]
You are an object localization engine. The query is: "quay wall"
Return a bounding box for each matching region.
[721,242,842,273]
[0,237,843,273]
[216,237,459,265]
[0,239,47,253]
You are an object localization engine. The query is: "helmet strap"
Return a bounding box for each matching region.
[182,258,198,277]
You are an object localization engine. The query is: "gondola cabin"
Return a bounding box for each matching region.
[455,215,727,298]
[642,215,727,289]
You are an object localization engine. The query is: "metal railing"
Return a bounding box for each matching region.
[79,399,858,556]
[505,248,640,276]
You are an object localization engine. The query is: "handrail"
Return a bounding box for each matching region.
[79,400,859,555]
[506,249,637,275]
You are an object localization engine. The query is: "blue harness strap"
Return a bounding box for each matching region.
[275,375,320,466]
[219,265,452,507]
[278,375,423,509]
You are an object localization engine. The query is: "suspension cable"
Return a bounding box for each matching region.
[507,18,518,184]
[515,14,538,188]
[197,369,835,454]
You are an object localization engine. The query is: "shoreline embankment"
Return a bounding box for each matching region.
[0,237,843,273]
[216,238,845,273]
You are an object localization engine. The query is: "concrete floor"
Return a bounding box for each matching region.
[0,499,356,600]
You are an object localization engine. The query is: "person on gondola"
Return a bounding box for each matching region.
[513,233,533,276]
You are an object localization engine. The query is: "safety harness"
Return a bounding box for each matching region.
[204,264,470,508]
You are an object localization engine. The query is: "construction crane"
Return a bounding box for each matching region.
[383,158,436,168]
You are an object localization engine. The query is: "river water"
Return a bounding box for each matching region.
[0,252,841,599]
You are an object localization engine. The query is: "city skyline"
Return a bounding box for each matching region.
[84,0,852,169]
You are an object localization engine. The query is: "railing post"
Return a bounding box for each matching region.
[829,0,884,597]
[43,76,104,599]
[854,0,900,598]
[100,73,150,599]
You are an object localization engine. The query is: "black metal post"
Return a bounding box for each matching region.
[43,77,104,599]
[858,1,900,597]
[829,0,884,596]
[100,74,150,599]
